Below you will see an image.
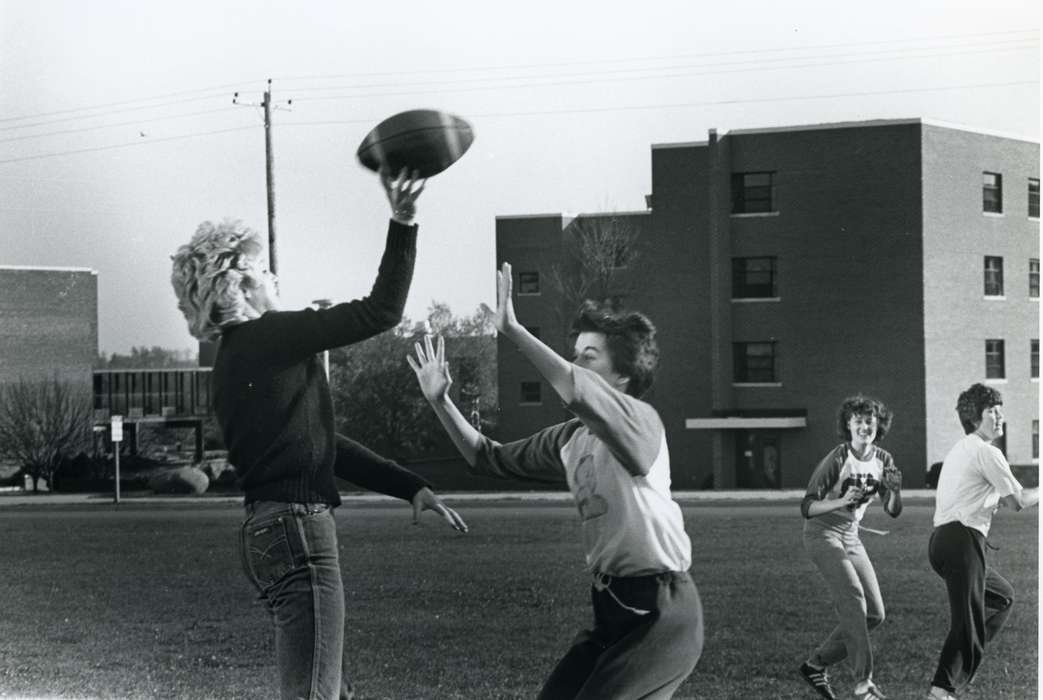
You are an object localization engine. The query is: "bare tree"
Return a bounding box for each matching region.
[0,378,93,491]
[549,214,641,339]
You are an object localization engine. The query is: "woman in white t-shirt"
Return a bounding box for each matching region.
[798,396,903,700]
[926,384,1039,700]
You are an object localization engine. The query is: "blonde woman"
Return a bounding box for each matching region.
[171,169,466,700]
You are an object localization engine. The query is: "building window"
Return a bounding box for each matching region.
[985,339,1005,379]
[1033,420,1039,460]
[732,257,778,298]
[983,256,1004,296]
[733,342,777,383]
[983,172,1003,213]
[1032,339,1039,379]
[731,172,775,214]
[517,271,540,295]
[1031,259,1039,298]
[1030,178,1040,218]
[520,381,542,405]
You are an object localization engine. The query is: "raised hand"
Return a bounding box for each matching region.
[380,166,426,224]
[407,334,452,403]
[481,261,519,336]
[881,464,902,492]
[411,486,468,533]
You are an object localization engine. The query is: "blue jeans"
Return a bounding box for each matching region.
[240,501,354,700]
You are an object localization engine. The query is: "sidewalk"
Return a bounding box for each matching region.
[0,489,938,507]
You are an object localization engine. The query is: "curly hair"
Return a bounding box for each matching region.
[570,300,659,398]
[170,220,265,340]
[956,383,1003,434]
[836,395,894,442]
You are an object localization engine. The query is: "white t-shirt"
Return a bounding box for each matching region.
[473,366,692,576]
[933,433,1023,537]
[802,443,897,530]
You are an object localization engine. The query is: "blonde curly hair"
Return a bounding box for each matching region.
[170,220,265,340]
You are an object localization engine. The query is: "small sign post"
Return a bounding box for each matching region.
[110,415,123,505]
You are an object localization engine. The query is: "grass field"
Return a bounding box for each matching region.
[0,499,1036,699]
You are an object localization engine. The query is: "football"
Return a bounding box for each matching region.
[356,109,474,178]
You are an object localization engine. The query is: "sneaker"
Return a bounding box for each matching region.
[799,662,837,700]
[926,690,956,700]
[853,683,887,699]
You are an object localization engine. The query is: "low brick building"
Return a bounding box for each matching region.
[0,266,99,386]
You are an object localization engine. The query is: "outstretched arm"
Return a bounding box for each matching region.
[407,334,482,466]
[333,434,467,532]
[485,262,576,405]
[408,334,570,483]
[1001,487,1040,511]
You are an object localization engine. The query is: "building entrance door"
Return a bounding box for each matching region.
[735,431,781,488]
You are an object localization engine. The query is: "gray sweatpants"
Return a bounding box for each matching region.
[803,520,885,686]
[537,571,703,700]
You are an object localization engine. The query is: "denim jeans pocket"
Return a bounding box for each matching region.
[242,514,300,593]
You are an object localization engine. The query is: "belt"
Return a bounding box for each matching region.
[591,570,688,616]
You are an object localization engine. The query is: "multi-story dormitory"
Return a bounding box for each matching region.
[495,119,1039,489]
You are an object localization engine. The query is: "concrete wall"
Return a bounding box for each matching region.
[921,124,1040,466]
[0,267,98,387]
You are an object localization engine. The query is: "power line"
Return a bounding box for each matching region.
[0,80,1034,166]
[285,37,1039,94]
[275,28,1039,82]
[0,107,240,145]
[0,93,237,133]
[0,126,256,165]
[293,44,1040,103]
[2,28,1035,127]
[282,80,1039,126]
[0,81,264,125]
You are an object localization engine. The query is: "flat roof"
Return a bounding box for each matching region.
[652,118,1038,148]
[494,213,566,221]
[497,210,651,223]
[0,265,97,274]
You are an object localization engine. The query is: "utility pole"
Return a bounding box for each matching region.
[262,83,278,274]
[233,79,291,274]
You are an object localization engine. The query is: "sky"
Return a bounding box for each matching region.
[0,1,1039,355]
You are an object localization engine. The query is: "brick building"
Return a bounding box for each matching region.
[0,266,98,386]
[496,119,1039,489]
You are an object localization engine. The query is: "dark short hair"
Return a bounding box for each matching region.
[836,395,893,442]
[956,383,1003,434]
[570,300,659,398]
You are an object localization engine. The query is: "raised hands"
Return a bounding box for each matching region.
[407,334,452,404]
[481,261,520,336]
[380,166,426,224]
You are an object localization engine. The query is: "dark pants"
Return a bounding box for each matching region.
[538,571,703,700]
[928,521,1015,694]
[240,501,353,700]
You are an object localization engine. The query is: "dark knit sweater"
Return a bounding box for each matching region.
[213,220,431,506]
